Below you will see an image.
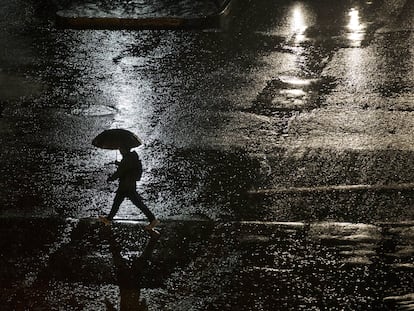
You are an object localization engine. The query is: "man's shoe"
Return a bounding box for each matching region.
[144,219,159,231]
[148,229,161,238]
[99,216,112,226]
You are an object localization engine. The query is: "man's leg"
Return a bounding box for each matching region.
[128,191,156,222]
[107,191,125,220]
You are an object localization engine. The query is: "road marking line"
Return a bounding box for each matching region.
[249,183,414,194]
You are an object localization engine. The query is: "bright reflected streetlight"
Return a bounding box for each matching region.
[291,6,307,42]
[347,8,365,46]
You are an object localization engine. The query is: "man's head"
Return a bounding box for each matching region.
[119,146,131,156]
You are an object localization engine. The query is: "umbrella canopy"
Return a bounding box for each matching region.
[92,129,142,150]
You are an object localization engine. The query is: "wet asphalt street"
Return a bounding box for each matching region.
[1,0,414,310]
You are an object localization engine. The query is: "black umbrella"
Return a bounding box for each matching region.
[92,129,142,150]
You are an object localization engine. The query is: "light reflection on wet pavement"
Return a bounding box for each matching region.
[1,0,414,309]
[0,218,413,310]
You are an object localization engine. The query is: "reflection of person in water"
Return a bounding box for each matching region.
[105,229,160,311]
[100,146,159,233]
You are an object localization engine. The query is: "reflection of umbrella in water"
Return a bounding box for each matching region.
[92,129,142,150]
[104,227,160,311]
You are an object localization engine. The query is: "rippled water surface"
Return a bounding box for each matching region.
[1,0,413,309]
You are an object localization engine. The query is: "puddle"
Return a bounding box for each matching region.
[245,75,337,116]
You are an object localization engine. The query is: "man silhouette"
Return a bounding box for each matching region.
[100,146,159,232]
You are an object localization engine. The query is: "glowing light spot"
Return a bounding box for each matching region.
[291,6,307,42]
[347,8,366,46]
[280,89,307,97]
[279,76,314,86]
[348,8,361,32]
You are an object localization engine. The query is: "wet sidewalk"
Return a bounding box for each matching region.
[1,217,413,310]
[56,0,233,30]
